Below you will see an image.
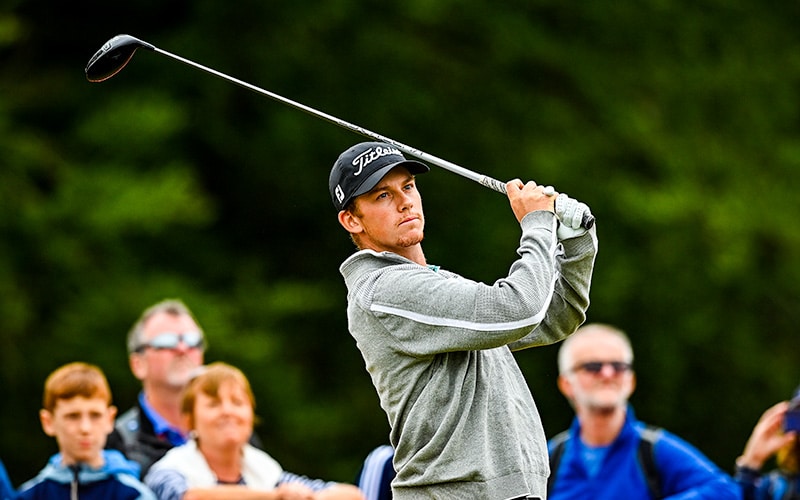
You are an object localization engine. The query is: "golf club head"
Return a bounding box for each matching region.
[85,34,155,82]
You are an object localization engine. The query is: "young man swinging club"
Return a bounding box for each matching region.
[330,141,598,500]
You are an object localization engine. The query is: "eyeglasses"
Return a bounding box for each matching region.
[572,361,632,375]
[135,331,205,352]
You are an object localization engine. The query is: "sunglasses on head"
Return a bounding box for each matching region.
[136,331,205,352]
[573,361,632,374]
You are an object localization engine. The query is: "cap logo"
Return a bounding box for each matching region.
[334,184,345,203]
[351,146,403,176]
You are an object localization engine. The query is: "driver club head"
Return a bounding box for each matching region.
[85,34,155,82]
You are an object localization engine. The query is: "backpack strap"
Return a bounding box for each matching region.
[548,425,663,498]
[780,474,799,500]
[547,430,571,494]
[637,425,663,499]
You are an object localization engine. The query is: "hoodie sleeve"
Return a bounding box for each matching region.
[509,222,597,351]
[355,211,595,356]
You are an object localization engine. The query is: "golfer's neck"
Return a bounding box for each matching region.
[373,244,426,266]
[401,246,427,266]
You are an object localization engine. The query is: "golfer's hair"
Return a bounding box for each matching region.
[557,323,634,375]
[127,298,202,354]
[42,362,111,412]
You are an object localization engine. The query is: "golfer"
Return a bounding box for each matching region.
[330,141,597,500]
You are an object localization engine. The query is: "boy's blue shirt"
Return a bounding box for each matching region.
[16,449,154,500]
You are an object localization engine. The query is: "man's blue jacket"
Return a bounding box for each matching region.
[547,407,742,500]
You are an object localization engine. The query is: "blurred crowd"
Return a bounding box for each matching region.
[0,302,797,500]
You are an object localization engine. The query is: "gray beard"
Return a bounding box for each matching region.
[587,402,620,416]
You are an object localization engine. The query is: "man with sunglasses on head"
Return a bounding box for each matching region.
[106,299,215,476]
[547,323,740,499]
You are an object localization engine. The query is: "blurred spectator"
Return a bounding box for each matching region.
[16,362,154,499]
[106,299,206,475]
[735,397,800,500]
[144,362,364,499]
[106,298,261,476]
[356,445,394,500]
[547,323,740,499]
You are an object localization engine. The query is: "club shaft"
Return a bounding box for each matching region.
[153,47,508,193]
[151,45,593,229]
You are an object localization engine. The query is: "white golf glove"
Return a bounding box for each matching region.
[555,193,592,240]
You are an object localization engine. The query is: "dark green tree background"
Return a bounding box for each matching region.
[2,0,799,487]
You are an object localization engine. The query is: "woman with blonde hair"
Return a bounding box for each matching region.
[145,362,364,500]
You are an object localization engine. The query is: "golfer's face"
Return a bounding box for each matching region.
[352,166,425,253]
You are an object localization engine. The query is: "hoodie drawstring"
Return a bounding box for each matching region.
[69,464,80,500]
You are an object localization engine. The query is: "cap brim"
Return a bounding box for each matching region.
[349,159,429,201]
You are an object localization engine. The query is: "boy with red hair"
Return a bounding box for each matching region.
[17,362,154,500]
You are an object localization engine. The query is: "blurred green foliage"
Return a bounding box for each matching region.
[1,0,799,488]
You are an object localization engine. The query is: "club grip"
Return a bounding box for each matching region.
[581,213,595,229]
[480,176,595,230]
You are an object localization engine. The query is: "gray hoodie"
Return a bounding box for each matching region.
[340,210,598,500]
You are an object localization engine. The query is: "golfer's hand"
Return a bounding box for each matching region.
[506,179,556,223]
[555,193,592,240]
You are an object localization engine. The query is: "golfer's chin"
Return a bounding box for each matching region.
[397,230,424,248]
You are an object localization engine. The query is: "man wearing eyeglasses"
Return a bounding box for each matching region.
[546,323,740,499]
[106,299,208,476]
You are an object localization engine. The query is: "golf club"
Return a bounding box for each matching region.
[86,34,594,229]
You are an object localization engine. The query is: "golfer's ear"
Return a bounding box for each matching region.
[338,209,363,234]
